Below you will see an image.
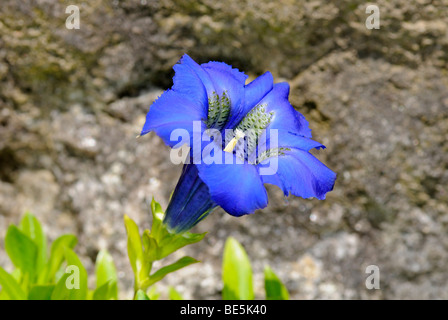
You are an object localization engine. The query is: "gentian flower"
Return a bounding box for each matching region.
[141,54,336,233]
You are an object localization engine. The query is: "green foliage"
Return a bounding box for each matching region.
[62,248,88,300]
[5,225,38,281]
[1,203,204,300]
[94,250,118,300]
[0,266,27,300]
[135,289,150,300]
[148,198,206,260]
[142,256,199,288]
[124,198,203,297]
[28,284,55,300]
[20,213,47,275]
[42,234,77,284]
[222,237,289,300]
[124,214,150,291]
[0,207,290,301]
[0,213,119,300]
[169,287,184,300]
[222,237,254,300]
[51,272,74,300]
[147,286,160,300]
[264,265,289,300]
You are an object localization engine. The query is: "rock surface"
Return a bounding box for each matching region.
[1,0,447,299]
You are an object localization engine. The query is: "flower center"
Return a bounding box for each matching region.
[228,104,274,162]
[205,95,288,164]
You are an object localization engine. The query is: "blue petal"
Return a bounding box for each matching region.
[175,54,216,99]
[259,82,312,138]
[175,55,248,131]
[201,61,248,85]
[140,90,206,147]
[244,71,274,113]
[259,149,336,199]
[196,160,268,216]
[172,56,209,111]
[164,164,217,233]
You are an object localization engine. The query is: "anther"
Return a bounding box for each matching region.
[224,129,245,153]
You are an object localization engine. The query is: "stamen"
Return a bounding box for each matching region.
[224,129,245,153]
[206,91,231,130]
[231,104,273,158]
[255,147,291,164]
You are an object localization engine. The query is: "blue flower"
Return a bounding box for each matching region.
[141,54,336,233]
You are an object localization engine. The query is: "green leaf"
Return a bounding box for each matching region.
[20,212,47,275]
[144,256,199,287]
[169,287,184,300]
[50,273,71,300]
[28,285,55,300]
[147,286,160,300]
[5,225,38,278]
[63,248,88,300]
[264,265,289,300]
[95,250,118,299]
[149,198,206,260]
[222,237,254,300]
[150,197,164,240]
[124,215,144,275]
[142,230,159,263]
[124,215,150,288]
[0,290,8,300]
[50,248,88,301]
[158,231,206,260]
[93,282,109,300]
[135,289,150,300]
[93,280,118,300]
[0,266,27,300]
[41,234,77,283]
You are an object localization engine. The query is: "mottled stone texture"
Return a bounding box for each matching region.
[1,0,447,299]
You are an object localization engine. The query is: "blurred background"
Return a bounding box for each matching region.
[0,0,447,299]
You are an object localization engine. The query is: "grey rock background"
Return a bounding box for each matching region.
[1,0,447,299]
